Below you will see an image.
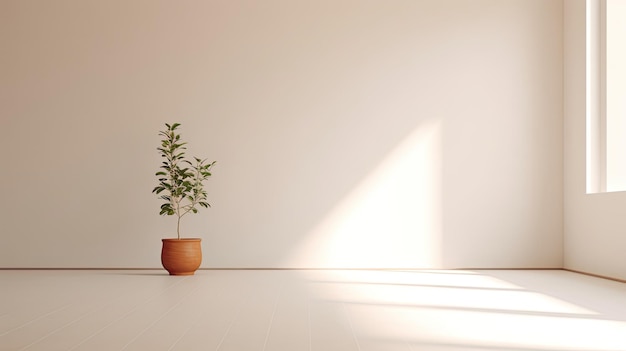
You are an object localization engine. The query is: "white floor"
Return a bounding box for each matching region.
[2,269,626,351]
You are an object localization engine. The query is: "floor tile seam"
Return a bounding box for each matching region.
[10,276,167,350]
[214,290,253,351]
[166,275,248,351]
[33,273,191,348]
[165,289,227,351]
[1,272,174,329]
[261,278,286,351]
[307,299,312,351]
[65,275,191,351]
[17,287,151,351]
[119,283,203,351]
[0,276,99,327]
[342,303,361,351]
[0,303,72,338]
[17,310,91,351]
[215,274,286,350]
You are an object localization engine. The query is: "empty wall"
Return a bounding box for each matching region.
[0,0,563,269]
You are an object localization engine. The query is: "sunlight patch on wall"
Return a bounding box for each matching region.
[286,120,442,268]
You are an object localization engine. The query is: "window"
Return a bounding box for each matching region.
[587,0,626,193]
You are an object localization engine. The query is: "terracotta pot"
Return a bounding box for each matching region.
[161,238,202,275]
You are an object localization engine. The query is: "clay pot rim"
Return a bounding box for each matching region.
[162,238,202,242]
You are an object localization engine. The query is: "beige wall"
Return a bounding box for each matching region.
[0,0,563,269]
[564,0,626,280]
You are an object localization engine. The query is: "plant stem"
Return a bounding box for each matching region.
[176,195,182,239]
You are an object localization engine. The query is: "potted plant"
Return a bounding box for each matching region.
[153,123,215,275]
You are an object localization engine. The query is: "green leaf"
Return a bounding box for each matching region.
[155,122,216,217]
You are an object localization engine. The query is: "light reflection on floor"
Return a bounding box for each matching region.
[302,270,626,351]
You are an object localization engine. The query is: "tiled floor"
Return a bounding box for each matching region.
[2,269,626,351]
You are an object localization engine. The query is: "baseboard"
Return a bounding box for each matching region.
[0,267,564,271]
[563,268,626,284]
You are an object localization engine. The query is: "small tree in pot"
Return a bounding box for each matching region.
[153,123,215,275]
